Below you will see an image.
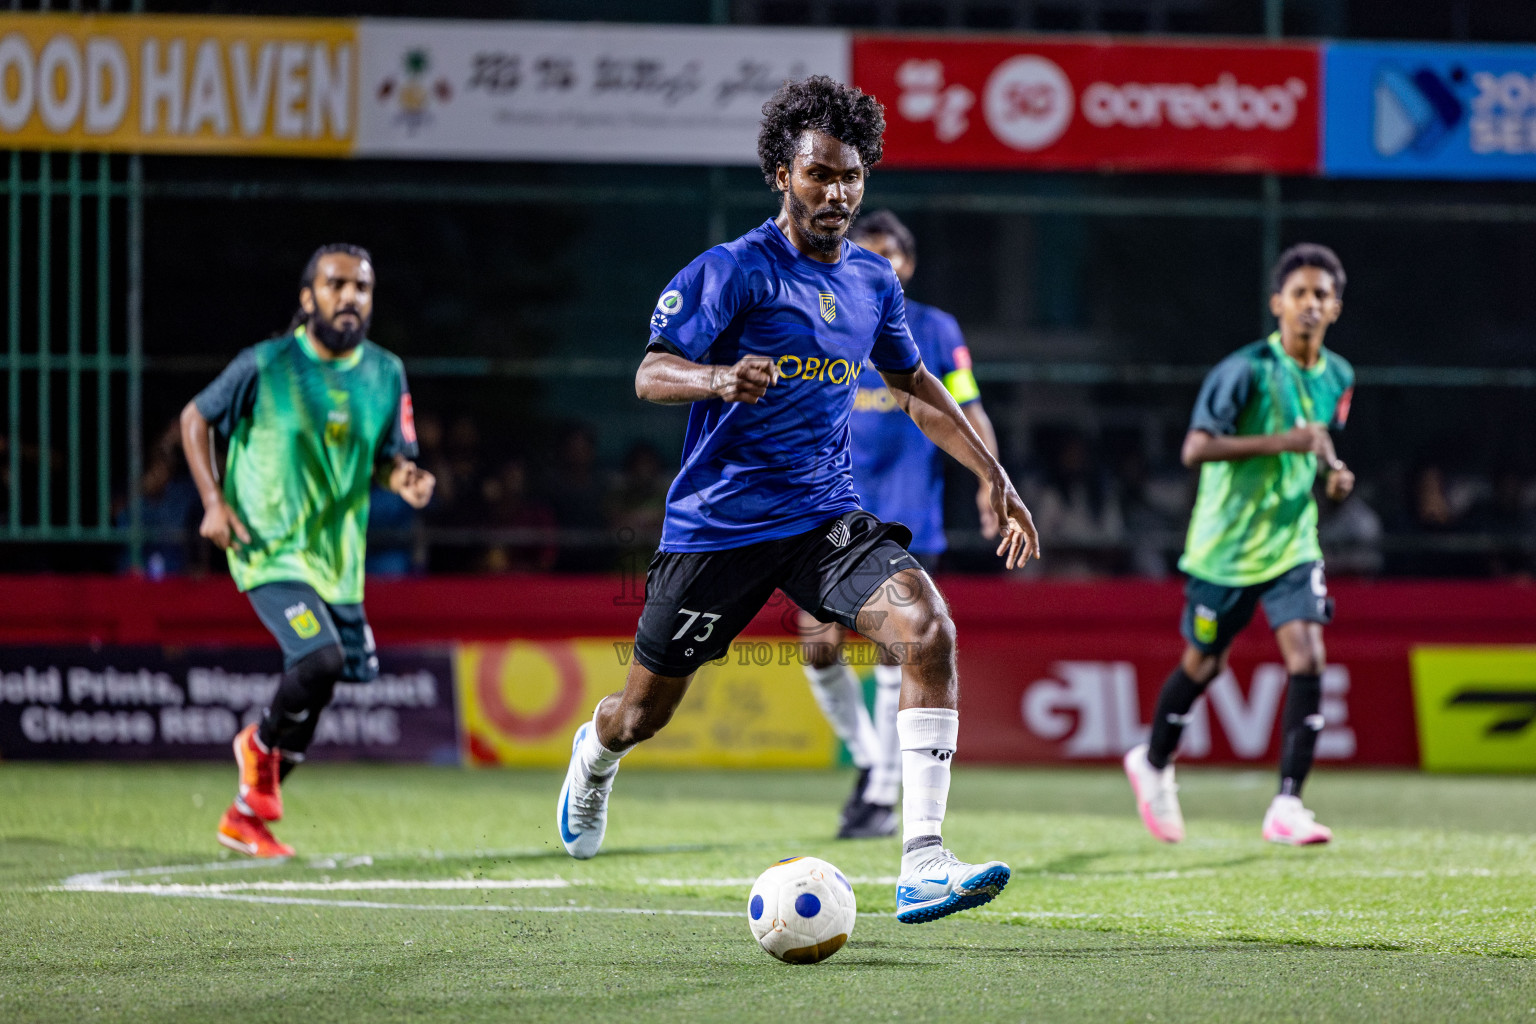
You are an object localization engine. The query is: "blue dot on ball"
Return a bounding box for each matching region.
[749,894,764,920]
[794,893,822,918]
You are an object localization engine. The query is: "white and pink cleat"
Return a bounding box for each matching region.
[1262,795,1333,845]
[1122,743,1186,844]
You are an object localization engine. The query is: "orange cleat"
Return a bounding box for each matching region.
[234,722,283,822]
[217,804,295,858]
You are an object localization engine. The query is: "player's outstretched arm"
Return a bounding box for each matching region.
[635,351,780,406]
[880,364,1039,568]
[179,400,250,551]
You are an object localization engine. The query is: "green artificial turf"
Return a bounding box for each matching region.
[3,763,1535,1022]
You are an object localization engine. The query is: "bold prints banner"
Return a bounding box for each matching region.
[852,35,1320,173]
[1324,42,1536,179]
[0,645,458,762]
[457,639,837,769]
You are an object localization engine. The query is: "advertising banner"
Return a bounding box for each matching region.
[954,641,1418,766]
[1411,646,1536,771]
[457,639,837,768]
[1324,42,1536,179]
[0,14,356,155]
[0,645,458,762]
[355,20,849,164]
[853,35,1321,173]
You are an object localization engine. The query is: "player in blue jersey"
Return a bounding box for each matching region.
[797,209,1001,839]
[555,76,1040,925]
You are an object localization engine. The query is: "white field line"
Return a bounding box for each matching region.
[71,889,744,917]
[55,878,573,894]
[640,876,899,887]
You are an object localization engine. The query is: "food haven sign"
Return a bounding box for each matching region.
[854,35,1320,173]
[0,14,356,156]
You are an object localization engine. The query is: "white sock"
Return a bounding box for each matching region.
[804,663,879,769]
[865,664,904,807]
[578,700,625,778]
[898,706,959,845]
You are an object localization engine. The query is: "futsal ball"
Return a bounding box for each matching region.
[746,856,857,964]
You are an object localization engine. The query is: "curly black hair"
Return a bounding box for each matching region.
[1271,242,1345,298]
[757,75,886,189]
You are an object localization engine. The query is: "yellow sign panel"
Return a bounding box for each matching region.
[457,639,837,769]
[0,14,355,155]
[1411,645,1536,772]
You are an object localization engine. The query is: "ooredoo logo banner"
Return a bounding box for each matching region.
[854,35,1321,173]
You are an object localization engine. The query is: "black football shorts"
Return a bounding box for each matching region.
[633,510,917,677]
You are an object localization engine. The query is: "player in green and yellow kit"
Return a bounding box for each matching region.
[1124,243,1355,848]
[180,243,434,857]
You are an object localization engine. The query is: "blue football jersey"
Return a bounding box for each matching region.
[647,219,920,551]
[849,300,977,554]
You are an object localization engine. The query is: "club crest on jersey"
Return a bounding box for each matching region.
[284,603,322,639]
[325,408,351,446]
[818,292,836,323]
[1193,604,1219,644]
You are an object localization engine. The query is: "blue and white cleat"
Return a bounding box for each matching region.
[557,722,615,860]
[894,845,1010,924]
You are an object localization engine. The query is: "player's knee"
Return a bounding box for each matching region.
[1285,649,1325,677]
[612,697,677,746]
[1182,646,1226,685]
[799,640,839,670]
[293,644,344,702]
[893,599,955,673]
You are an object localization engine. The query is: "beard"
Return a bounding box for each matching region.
[309,308,370,353]
[785,187,855,255]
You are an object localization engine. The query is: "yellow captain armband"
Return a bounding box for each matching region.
[942,367,980,405]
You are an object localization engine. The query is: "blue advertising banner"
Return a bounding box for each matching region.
[1325,42,1536,179]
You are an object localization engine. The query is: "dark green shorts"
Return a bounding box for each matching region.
[246,580,378,682]
[1180,560,1334,654]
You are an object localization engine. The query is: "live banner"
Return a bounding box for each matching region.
[0,645,458,763]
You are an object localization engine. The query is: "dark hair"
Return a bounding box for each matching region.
[757,75,885,189]
[285,243,373,332]
[1271,242,1345,298]
[850,209,915,263]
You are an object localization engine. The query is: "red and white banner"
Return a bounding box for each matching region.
[854,35,1321,173]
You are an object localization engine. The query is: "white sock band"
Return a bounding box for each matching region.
[579,699,625,777]
[804,662,878,769]
[865,664,904,807]
[897,707,959,844]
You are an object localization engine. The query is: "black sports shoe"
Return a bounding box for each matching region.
[837,768,897,839]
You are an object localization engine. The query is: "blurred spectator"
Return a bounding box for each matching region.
[479,455,558,572]
[1474,467,1536,578]
[1113,447,1181,579]
[1319,484,1385,576]
[542,424,611,571]
[366,484,421,577]
[117,420,200,578]
[604,441,671,544]
[436,414,486,526]
[1026,428,1124,577]
[1394,462,1479,577]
